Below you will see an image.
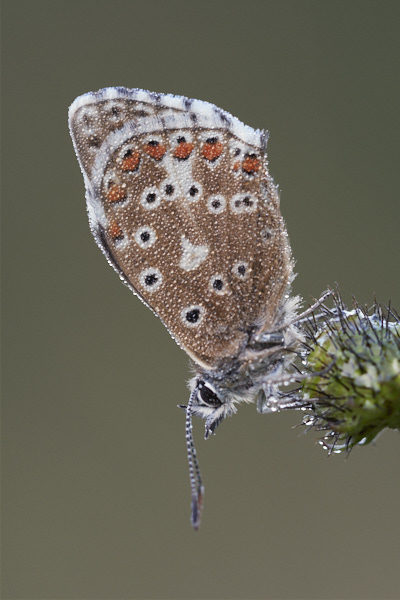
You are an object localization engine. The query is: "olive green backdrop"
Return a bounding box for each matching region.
[2,1,400,598]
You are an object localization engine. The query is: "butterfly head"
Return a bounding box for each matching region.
[181,378,238,439]
[180,376,240,529]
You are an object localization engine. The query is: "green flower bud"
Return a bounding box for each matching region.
[300,294,400,453]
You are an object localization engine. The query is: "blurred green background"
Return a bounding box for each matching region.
[2,1,399,598]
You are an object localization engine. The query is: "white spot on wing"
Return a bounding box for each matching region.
[179,237,209,271]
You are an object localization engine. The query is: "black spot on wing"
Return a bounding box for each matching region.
[151,92,162,105]
[97,225,125,278]
[96,225,148,306]
[218,110,231,126]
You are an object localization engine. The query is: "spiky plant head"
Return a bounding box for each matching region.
[300,292,400,453]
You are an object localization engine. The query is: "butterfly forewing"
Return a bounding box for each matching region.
[69,88,292,369]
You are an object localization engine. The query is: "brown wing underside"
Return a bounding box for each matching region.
[70,98,292,369]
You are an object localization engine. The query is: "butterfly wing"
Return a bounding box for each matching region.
[69,88,292,369]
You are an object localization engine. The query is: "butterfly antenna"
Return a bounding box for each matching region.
[185,388,204,530]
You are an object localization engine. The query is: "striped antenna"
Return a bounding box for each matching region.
[185,387,204,530]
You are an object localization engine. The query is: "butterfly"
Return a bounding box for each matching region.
[69,87,305,529]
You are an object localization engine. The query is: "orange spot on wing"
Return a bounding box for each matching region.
[202,141,223,161]
[233,161,240,171]
[121,151,140,171]
[107,184,126,203]
[144,142,167,160]
[174,142,194,160]
[109,220,123,240]
[242,154,261,174]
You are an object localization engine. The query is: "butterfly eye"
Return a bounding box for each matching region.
[197,381,222,408]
